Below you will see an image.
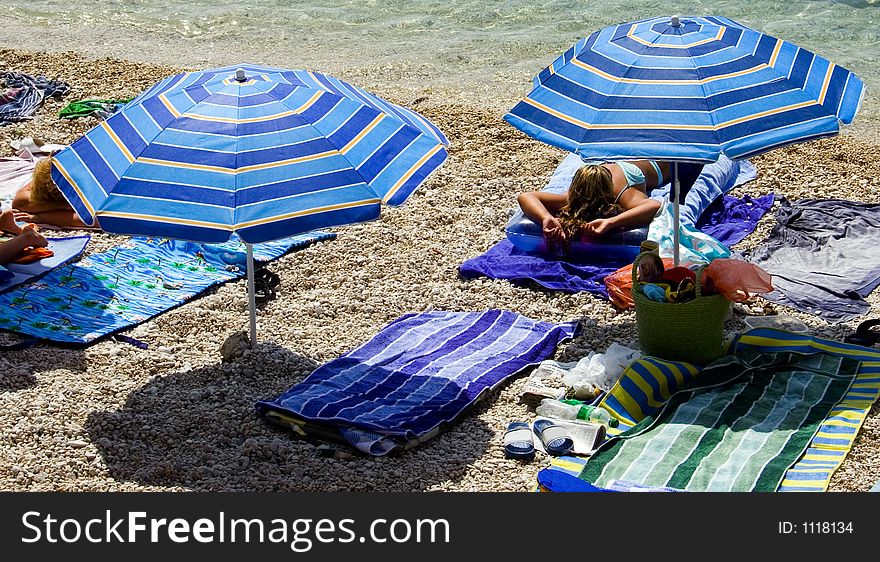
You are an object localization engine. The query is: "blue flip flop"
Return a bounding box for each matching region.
[533,419,574,456]
[503,421,536,460]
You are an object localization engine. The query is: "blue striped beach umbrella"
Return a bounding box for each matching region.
[504,15,864,263]
[51,64,448,343]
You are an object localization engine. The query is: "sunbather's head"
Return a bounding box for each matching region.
[29,157,67,206]
[558,164,618,239]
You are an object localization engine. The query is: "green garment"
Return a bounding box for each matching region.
[59,98,133,119]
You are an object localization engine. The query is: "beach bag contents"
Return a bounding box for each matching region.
[637,240,663,282]
[632,251,732,364]
[604,257,677,309]
[703,258,773,302]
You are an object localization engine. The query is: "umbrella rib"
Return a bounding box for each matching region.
[100,85,204,213]
[286,93,379,192]
[686,44,723,152]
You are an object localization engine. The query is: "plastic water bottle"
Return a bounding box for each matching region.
[535,398,581,420]
[561,399,620,428]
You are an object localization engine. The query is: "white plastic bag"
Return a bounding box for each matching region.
[562,353,601,400]
[568,343,641,392]
[598,343,641,390]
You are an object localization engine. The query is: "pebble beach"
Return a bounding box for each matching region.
[1,46,879,493]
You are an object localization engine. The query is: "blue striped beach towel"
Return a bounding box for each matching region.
[256,309,579,455]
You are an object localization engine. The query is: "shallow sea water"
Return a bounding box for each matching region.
[2,0,879,135]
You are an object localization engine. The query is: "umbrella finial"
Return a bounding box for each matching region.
[235,68,246,82]
[671,15,681,27]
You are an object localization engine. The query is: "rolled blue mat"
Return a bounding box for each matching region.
[536,469,614,493]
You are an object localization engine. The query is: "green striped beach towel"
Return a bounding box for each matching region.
[733,329,880,492]
[577,328,880,492]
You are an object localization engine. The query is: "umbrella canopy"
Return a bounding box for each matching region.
[50,64,448,345]
[51,64,448,244]
[504,15,865,162]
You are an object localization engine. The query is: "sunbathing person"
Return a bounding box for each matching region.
[11,157,91,229]
[0,209,48,265]
[517,160,671,246]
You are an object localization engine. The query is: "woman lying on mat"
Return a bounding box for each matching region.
[0,209,48,265]
[517,160,671,246]
[11,157,92,229]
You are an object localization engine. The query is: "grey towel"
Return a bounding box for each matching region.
[745,198,880,322]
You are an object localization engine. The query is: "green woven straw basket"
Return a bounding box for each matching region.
[632,252,731,365]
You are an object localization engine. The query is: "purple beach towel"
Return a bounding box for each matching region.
[460,239,619,297]
[696,193,775,247]
[256,309,579,455]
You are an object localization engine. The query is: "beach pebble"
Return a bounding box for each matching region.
[220,331,249,362]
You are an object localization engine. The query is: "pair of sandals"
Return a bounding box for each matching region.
[254,267,280,304]
[503,420,573,460]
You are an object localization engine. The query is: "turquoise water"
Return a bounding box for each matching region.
[2,0,879,133]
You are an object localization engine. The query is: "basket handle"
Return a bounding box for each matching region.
[632,251,707,298]
[631,251,659,292]
[694,264,704,299]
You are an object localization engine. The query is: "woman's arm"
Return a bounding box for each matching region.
[517,191,567,222]
[518,191,569,242]
[13,209,90,229]
[587,198,661,236]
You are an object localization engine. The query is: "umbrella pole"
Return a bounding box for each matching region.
[246,243,258,347]
[673,162,680,267]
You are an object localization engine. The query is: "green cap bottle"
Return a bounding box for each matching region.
[561,400,619,428]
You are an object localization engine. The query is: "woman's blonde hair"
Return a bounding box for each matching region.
[30,157,67,206]
[557,164,619,242]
